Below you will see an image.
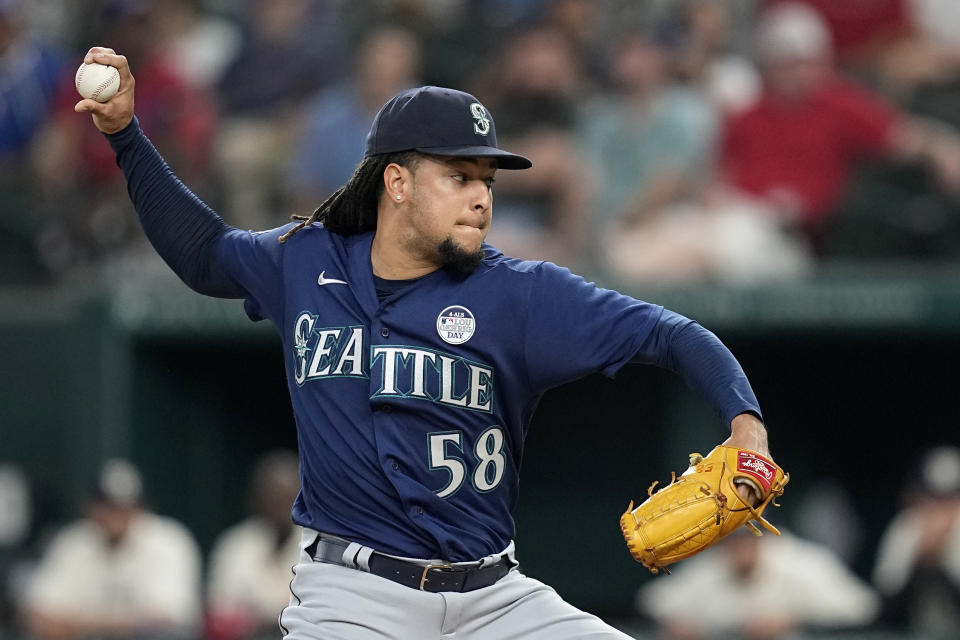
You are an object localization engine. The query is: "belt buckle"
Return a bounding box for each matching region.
[419,563,454,590]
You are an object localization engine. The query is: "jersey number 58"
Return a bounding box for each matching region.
[428,427,506,498]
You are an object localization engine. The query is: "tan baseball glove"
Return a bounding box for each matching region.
[619,445,788,574]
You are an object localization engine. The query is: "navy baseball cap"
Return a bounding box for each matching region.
[364,86,532,170]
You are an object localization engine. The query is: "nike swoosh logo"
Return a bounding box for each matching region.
[317,271,348,286]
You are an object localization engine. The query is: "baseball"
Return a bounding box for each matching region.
[75,62,120,103]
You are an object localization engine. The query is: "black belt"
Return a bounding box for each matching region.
[307,535,514,593]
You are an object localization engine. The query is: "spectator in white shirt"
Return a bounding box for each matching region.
[639,527,879,639]
[205,450,300,640]
[23,459,202,640]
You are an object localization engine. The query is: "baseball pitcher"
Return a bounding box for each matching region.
[76,47,785,639]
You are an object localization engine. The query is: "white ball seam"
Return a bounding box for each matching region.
[91,71,118,101]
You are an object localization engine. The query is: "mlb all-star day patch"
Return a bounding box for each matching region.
[437,305,475,345]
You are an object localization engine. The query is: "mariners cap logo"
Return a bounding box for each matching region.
[437,305,475,345]
[470,102,491,136]
[363,87,532,169]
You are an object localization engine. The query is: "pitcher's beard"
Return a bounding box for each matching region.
[438,236,484,277]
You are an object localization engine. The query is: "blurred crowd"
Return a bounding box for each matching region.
[4,2,960,639]
[4,0,960,288]
[2,445,960,640]
[1,452,302,640]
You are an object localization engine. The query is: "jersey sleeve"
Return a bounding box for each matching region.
[213,226,290,323]
[108,117,291,322]
[523,261,663,391]
[633,309,762,424]
[107,117,240,298]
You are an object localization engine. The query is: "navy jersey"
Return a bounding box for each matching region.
[214,225,662,561]
[107,117,761,564]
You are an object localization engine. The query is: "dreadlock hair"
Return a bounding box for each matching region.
[279,151,421,243]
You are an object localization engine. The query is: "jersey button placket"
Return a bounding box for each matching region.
[380,327,389,338]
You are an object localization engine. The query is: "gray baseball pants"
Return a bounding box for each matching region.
[279,527,633,639]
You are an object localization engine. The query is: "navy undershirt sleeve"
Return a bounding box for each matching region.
[634,309,762,425]
[106,117,243,298]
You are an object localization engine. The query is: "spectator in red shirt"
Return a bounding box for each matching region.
[763,0,912,68]
[721,1,960,243]
[764,0,960,104]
